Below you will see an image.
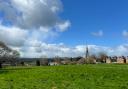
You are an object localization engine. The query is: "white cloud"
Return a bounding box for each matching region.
[0,1,17,23]
[0,0,71,58]
[91,30,103,37]
[0,25,58,47]
[0,25,28,46]
[1,0,128,58]
[123,30,128,38]
[16,42,128,58]
[56,20,71,32]
[0,0,70,31]
[0,25,127,58]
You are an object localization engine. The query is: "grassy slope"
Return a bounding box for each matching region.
[0,64,128,89]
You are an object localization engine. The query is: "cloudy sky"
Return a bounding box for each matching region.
[0,0,128,58]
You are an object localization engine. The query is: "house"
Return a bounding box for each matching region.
[126,56,128,63]
[106,57,111,63]
[117,56,125,64]
[48,62,59,66]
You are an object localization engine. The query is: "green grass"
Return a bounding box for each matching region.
[0,64,128,89]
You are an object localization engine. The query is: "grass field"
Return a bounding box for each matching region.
[0,64,128,89]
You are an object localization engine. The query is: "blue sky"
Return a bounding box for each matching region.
[55,0,128,46]
[0,0,128,57]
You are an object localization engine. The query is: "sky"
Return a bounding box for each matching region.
[0,0,128,58]
[59,0,128,46]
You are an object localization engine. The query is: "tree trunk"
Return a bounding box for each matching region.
[124,59,126,63]
[0,62,2,68]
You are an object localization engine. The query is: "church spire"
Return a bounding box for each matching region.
[85,44,89,59]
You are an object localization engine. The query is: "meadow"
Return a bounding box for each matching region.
[0,64,128,89]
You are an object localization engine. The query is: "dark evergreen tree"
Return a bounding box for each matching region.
[36,60,40,66]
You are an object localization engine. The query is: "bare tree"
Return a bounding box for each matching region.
[41,59,49,66]
[89,54,97,64]
[77,58,85,64]
[9,50,20,65]
[40,55,49,66]
[54,56,61,64]
[0,41,20,68]
[98,52,107,63]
